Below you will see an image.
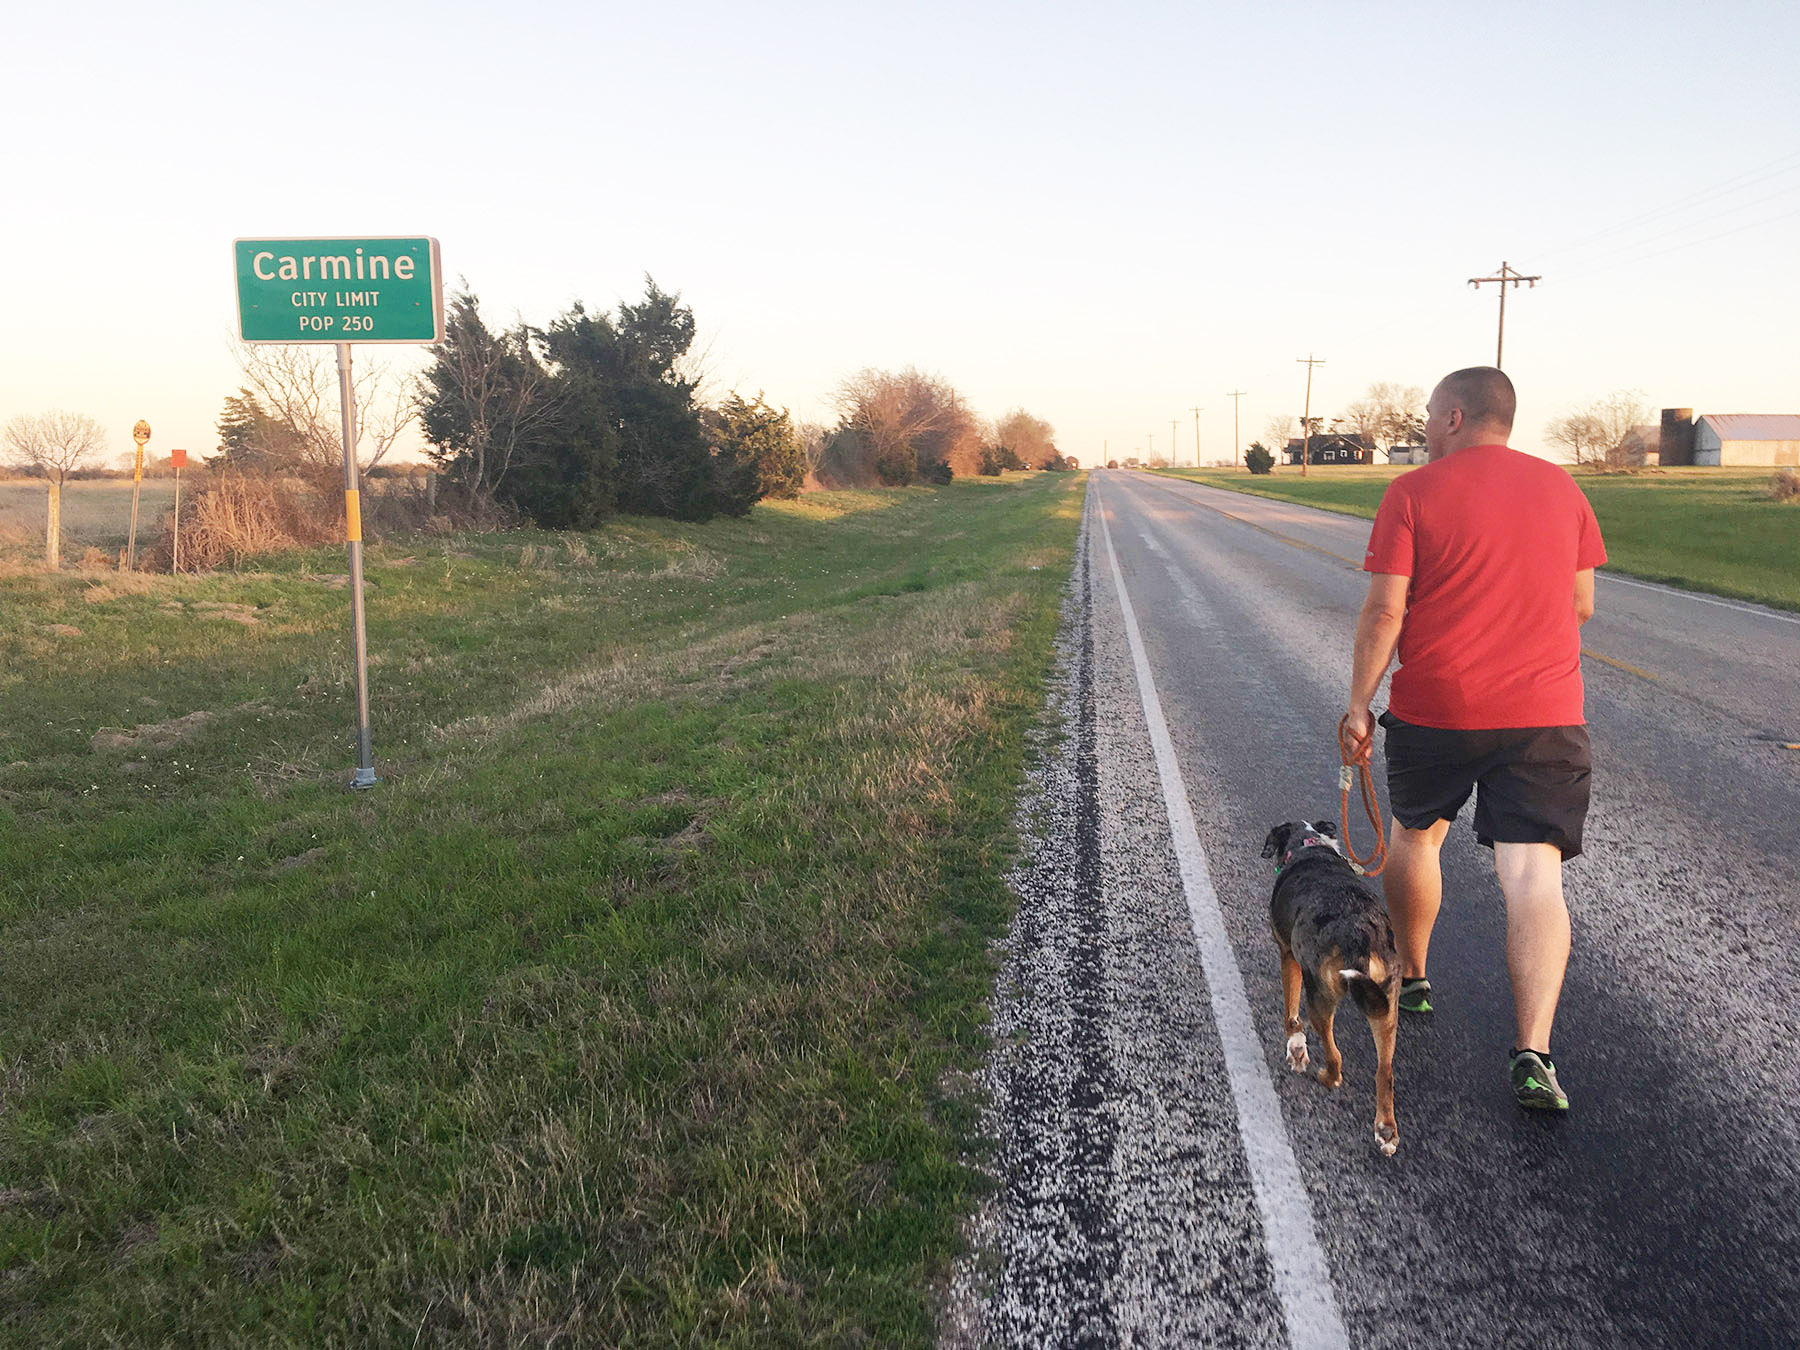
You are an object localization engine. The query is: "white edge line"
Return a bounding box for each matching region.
[1094,488,1352,1350]
[1597,569,1800,625]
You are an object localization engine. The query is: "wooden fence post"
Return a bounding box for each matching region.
[45,480,60,570]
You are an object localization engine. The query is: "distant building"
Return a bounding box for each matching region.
[1654,410,1799,466]
[1386,444,1427,466]
[1694,414,1800,467]
[1616,424,1661,468]
[1284,432,1375,466]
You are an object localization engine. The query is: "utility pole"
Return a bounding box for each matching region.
[1148,432,1154,463]
[1170,419,1180,467]
[1226,390,1246,469]
[1468,261,1540,369]
[1297,356,1324,477]
[1190,407,1203,468]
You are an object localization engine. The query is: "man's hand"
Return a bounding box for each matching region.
[1342,707,1376,765]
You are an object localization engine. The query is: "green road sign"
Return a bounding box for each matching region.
[234,236,443,344]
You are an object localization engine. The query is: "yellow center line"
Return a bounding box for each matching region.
[1582,648,1660,682]
[1145,479,1364,565]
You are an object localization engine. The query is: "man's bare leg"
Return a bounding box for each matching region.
[1494,841,1570,1052]
[1383,816,1452,980]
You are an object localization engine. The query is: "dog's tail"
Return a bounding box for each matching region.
[1338,953,1393,1017]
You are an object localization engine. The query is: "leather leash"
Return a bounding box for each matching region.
[1336,715,1387,877]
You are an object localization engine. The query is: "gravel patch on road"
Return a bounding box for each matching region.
[943,489,1287,1347]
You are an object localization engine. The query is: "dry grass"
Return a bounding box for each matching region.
[149,473,339,572]
[1771,468,1800,502]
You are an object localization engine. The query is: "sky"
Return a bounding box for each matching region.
[3,1,1797,469]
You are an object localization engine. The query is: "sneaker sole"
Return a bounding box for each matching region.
[1514,1088,1569,1111]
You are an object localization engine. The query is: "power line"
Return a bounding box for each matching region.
[1560,179,1800,273]
[1534,146,1800,262]
[1564,201,1800,281]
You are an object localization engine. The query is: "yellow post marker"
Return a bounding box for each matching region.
[344,488,362,542]
[126,420,151,570]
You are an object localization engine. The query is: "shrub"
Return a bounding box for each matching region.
[1770,468,1799,502]
[149,473,337,571]
[1245,443,1275,475]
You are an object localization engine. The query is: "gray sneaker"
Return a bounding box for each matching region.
[1509,1048,1570,1111]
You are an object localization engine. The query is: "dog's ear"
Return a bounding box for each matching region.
[1314,819,1339,840]
[1261,824,1290,859]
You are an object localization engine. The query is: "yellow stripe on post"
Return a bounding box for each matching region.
[345,489,363,542]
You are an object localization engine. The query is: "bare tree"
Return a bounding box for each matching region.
[231,339,415,488]
[1264,414,1294,460]
[1544,412,1608,466]
[4,410,106,568]
[993,408,1060,468]
[1367,382,1426,453]
[1341,397,1383,444]
[831,367,974,483]
[795,420,830,477]
[1546,390,1647,468]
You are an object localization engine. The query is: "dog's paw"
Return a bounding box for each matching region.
[1285,1031,1309,1072]
[1315,1067,1342,1089]
[1375,1121,1399,1157]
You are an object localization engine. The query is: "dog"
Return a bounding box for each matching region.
[1261,820,1401,1156]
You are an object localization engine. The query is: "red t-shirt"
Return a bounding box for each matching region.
[1363,444,1607,729]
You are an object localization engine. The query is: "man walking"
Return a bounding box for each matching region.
[1344,367,1606,1111]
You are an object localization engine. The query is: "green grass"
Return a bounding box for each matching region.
[0,471,1084,1346]
[1155,464,1800,611]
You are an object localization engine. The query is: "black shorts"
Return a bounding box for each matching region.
[1379,712,1592,860]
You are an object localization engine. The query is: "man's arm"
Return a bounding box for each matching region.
[1573,568,1595,625]
[1345,572,1409,761]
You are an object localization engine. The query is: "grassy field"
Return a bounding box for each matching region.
[1155,464,1800,611]
[0,472,1083,1346]
[0,480,180,562]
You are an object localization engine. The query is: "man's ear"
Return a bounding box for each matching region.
[1262,825,1290,859]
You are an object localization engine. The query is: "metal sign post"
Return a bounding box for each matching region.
[127,420,151,569]
[233,234,443,790]
[337,344,377,789]
[170,447,187,573]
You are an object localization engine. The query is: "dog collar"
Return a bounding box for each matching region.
[1278,836,1335,873]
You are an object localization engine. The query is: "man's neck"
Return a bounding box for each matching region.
[1435,434,1511,461]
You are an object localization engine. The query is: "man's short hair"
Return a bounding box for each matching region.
[1438,366,1516,432]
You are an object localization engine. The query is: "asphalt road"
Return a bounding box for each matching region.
[951,472,1800,1348]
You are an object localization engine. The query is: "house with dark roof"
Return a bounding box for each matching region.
[1282,432,1375,466]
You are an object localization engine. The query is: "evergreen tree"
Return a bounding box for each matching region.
[416,289,551,503]
[710,394,804,507]
[212,389,304,471]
